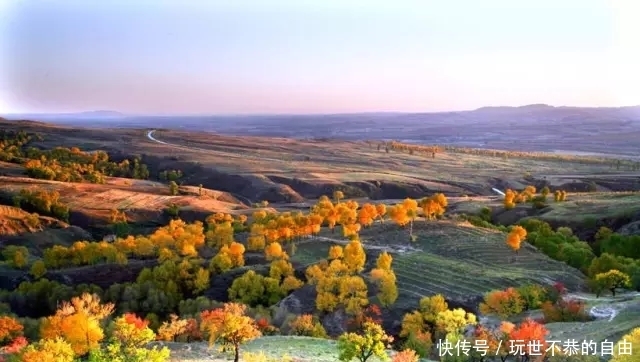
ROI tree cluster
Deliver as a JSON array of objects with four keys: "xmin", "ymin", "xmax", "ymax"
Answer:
[{"xmin": 13, "ymin": 189, "xmax": 70, "ymax": 221}]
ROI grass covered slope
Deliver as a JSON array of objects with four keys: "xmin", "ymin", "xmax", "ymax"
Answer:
[
  {"xmin": 452, "ymin": 191, "xmax": 640, "ymax": 235},
  {"xmin": 547, "ymin": 292, "xmax": 640, "ymax": 345},
  {"xmin": 161, "ymin": 336, "xmax": 359, "ymax": 362},
  {"xmin": 292, "ymin": 220, "xmax": 587, "ymax": 309}
]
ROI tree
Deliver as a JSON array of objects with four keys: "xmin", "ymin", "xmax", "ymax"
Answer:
[
  {"xmin": 392, "ymin": 349, "xmax": 419, "ymax": 362},
  {"xmin": 40, "ymin": 293, "xmax": 114, "ymax": 356},
  {"xmin": 370, "ymin": 253, "xmax": 398, "ymax": 307},
  {"xmin": 509, "ymin": 318, "xmax": 549, "ymax": 358},
  {"xmin": 343, "ymin": 239, "xmax": 366, "ymax": 273},
  {"xmin": 435, "ymin": 308, "xmax": 477, "ymax": 335},
  {"xmin": 334, "ymin": 190, "xmax": 344, "ymax": 204},
  {"xmin": 265, "ymin": 242, "xmax": 287, "ymax": 261},
  {"xmin": 375, "ymin": 204, "xmax": 387, "ymax": 223},
  {"xmin": 541, "ymin": 186, "xmax": 550, "ymax": 198},
  {"xmin": 419, "ymin": 294, "xmax": 448, "ymax": 324},
  {"xmin": 504, "ymin": 189, "xmax": 516, "ymax": 209},
  {"xmin": 200, "ymin": 302, "xmax": 261, "ymax": 362},
  {"xmin": 30, "ymin": 260, "xmax": 47, "ymax": 279},
  {"xmin": 0, "ymin": 315, "xmax": 23, "ymax": 346},
  {"xmin": 506, "ymin": 226, "xmax": 527, "ymax": 256},
  {"xmin": 2, "ymin": 245, "xmax": 29, "ymax": 269},
  {"xmin": 90, "ymin": 313, "xmax": 170, "ymax": 361},
  {"xmin": 376, "ymin": 252, "xmax": 392, "ymax": 271},
  {"xmin": 18, "ymin": 337, "xmax": 75, "ymax": 362},
  {"xmin": 168, "ymin": 181, "xmax": 179, "ymax": 195},
  {"xmin": 594, "ymin": 269, "xmax": 631, "ymax": 297},
  {"xmin": 337, "ymin": 321, "xmax": 393, "ymax": 362},
  {"xmin": 611, "ymin": 327, "xmax": 639, "ymax": 362},
  {"xmin": 402, "ymin": 198, "xmax": 419, "ymax": 238},
  {"xmin": 506, "ymin": 232, "xmax": 522, "ymax": 254},
  {"xmin": 288, "ymin": 314, "xmax": 328, "ymax": 338},
  {"xmin": 479, "ymin": 287, "xmax": 524, "ymax": 318}
]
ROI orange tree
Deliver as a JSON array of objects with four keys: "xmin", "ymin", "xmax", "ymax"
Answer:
[{"xmin": 200, "ymin": 302, "xmax": 261, "ymax": 362}]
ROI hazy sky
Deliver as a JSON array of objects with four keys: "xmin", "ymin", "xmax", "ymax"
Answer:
[{"xmin": 1, "ymin": 0, "xmax": 639, "ymax": 114}]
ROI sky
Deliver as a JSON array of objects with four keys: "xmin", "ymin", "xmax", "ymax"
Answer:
[{"xmin": 0, "ymin": 0, "xmax": 639, "ymax": 115}]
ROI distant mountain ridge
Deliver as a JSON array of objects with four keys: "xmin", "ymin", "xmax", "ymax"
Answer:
[
  {"xmin": 1, "ymin": 110, "xmax": 126, "ymax": 119},
  {"xmin": 3, "ymin": 104, "xmax": 640, "ymax": 119}
]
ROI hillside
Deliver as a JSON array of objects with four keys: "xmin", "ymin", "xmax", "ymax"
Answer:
[{"xmin": 1, "ymin": 120, "xmax": 639, "ymax": 362}]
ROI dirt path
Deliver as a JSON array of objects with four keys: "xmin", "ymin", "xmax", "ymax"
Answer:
[
  {"xmin": 146, "ymin": 130, "xmax": 284, "ymax": 163},
  {"xmin": 297, "ymin": 235, "xmax": 421, "ymax": 254}
]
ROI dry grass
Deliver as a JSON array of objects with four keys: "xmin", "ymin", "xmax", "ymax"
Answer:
[
  {"xmin": 0, "ymin": 175, "xmax": 248, "ymax": 224},
  {"xmin": 148, "ymin": 130, "xmax": 626, "ymax": 187},
  {"xmin": 0, "ymin": 205, "xmax": 69, "ymax": 236}
]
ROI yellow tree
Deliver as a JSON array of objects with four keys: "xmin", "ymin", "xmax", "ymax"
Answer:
[
  {"xmin": 375, "ymin": 204, "xmax": 387, "ymax": 223},
  {"xmin": 200, "ymin": 303, "xmax": 261, "ymax": 362},
  {"xmin": 506, "ymin": 225, "xmax": 526, "ymax": 256},
  {"xmin": 420, "ymin": 198, "xmax": 442, "ymax": 221},
  {"xmin": 339, "ymin": 275, "xmax": 370, "ymax": 315},
  {"xmin": 40, "ymin": 293, "xmax": 114, "ymax": 356},
  {"xmin": 503, "ymin": 189, "xmax": 516, "ymax": 209},
  {"xmin": 247, "ymin": 223, "xmax": 267, "ymax": 251},
  {"xmin": 227, "ymin": 241, "xmax": 246, "ymax": 267},
  {"xmin": 402, "ymin": 198, "xmax": 419, "ymax": 239},
  {"xmin": 326, "ymin": 207, "xmax": 341, "ymax": 233},
  {"xmin": 343, "ymin": 223, "xmax": 362, "ymax": 240},
  {"xmin": 333, "ymin": 190, "xmax": 344, "ymax": 204},
  {"xmin": 388, "ymin": 205, "xmax": 409, "ymax": 228},
  {"xmin": 344, "ymin": 239, "xmax": 366, "ymax": 273},
  {"xmin": 329, "ymin": 245, "xmax": 344, "ymax": 260},
  {"xmin": 265, "ymin": 242, "xmax": 288, "ymax": 261},
  {"xmin": 337, "ymin": 321, "xmax": 393, "ymax": 362},
  {"xmin": 18, "ymin": 337, "xmax": 75, "ymax": 362},
  {"xmin": 358, "ymin": 203, "xmax": 377, "ymax": 227},
  {"xmin": 370, "ymin": 268, "xmax": 398, "ymax": 307},
  {"xmin": 506, "ymin": 232, "xmax": 522, "ymax": 255},
  {"xmin": 370, "ymin": 252, "xmax": 398, "ymax": 307},
  {"xmin": 434, "ymin": 308, "xmax": 477, "ymax": 335},
  {"xmin": 611, "ymin": 327, "xmax": 639, "ymax": 362}
]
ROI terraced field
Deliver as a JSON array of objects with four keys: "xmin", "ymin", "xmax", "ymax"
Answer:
[{"xmin": 291, "ymin": 220, "xmax": 587, "ymax": 309}]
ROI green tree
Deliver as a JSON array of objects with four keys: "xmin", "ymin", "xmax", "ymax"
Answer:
[
  {"xmin": 30, "ymin": 260, "xmax": 47, "ymax": 279},
  {"xmin": 2, "ymin": 245, "xmax": 29, "ymax": 269}
]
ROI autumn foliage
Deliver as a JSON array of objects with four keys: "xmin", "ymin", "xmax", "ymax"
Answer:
[
  {"xmin": 200, "ymin": 302, "xmax": 261, "ymax": 362},
  {"xmin": 479, "ymin": 287, "xmax": 525, "ymax": 318},
  {"xmin": 337, "ymin": 321, "xmax": 393, "ymax": 362},
  {"xmin": 541, "ymin": 298, "xmax": 589, "ymax": 322},
  {"xmin": 506, "ymin": 225, "xmax": 527, "ymax": 254},
  {"xmin": 39, "ymin": 293, "xmax": 114, "ymax": 356}
]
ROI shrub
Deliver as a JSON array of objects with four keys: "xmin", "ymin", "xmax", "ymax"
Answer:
[
  {"xmin": 516, "ymin": 284, "xmax": 548, "ymax": 310},
  {"xmin": 478, "ymin": 287, "xmax": 524, "ymax": 318},
  {"xmin": 542, "ymin": 299, "xmax": 590, "ymax": 323},
  {"xmin": 288, "ymin": 314, "xmax": 328, "ymax": 338},
  {"xmin": 392, "ymin": 349, "xmax": 419, "ymax": 362}
]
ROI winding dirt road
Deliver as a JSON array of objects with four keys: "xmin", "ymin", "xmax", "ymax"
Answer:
[{"xmin": 146, "ymin": 129, "xmax": 284, "ymax": 163}]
